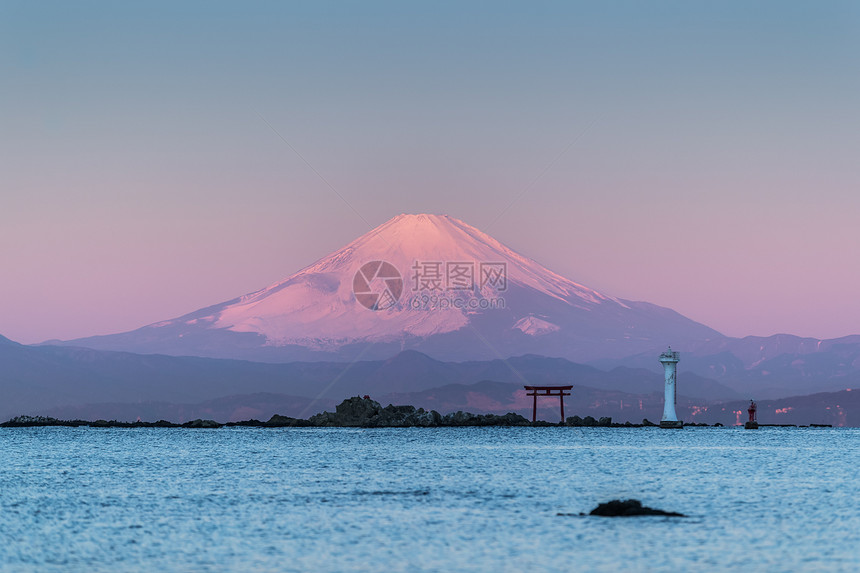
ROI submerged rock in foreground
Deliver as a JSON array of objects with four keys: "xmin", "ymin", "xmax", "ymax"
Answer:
[{"xmin": 589, "ymin": 499, "xmax": 685, "ymax": 517}]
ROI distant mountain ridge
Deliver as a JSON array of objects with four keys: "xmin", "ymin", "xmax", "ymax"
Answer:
[
  {"xmin": 1, "ymin": 339, "xmax": 738, "ymax": 422},
  {"xmin": 591, "ymin": 333, "xmax": 860, "ymax": 398}
]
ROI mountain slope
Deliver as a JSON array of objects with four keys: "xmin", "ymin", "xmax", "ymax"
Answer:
[{"xmin": 55, "ymin": 214, "xmax": 723, "ymax": 362}]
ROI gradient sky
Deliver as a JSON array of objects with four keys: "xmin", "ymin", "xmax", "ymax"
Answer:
[{"xmin": 2, "ymin": 1, "xmax": 859, "ymax": 344}]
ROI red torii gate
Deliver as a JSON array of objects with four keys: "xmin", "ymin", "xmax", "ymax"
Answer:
[{"xmin": 524, "ymin": 385, "xmax": 573, "ymax": 423}]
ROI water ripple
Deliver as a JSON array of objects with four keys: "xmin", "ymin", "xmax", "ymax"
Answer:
[{"xmin": 1, "ymin": 427, "xmax": 859, "ymax": 571}]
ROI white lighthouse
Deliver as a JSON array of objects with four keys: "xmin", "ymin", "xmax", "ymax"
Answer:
[{"xmin": 659, "ymin": 347, "xmax": 683, "ymax": 428}]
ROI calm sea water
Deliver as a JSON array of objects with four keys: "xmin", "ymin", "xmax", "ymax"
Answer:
[{"xmin": 1, "ymin": 427, "xmax": 859, "ymax": 572}]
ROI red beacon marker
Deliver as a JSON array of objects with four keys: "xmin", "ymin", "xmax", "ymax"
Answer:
[{"xmin": 745, "ymin": 400, "xmax": 759, "ymax": 429}]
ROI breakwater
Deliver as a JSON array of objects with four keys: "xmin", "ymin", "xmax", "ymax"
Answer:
[{"xmin": 0, "ymin": 396, "xmax": 742, "ymax": 428}]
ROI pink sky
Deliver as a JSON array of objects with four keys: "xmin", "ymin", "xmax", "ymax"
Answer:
[{"xmin": 2, "ymin": 2, "xmax": 859, "ymax": 344}]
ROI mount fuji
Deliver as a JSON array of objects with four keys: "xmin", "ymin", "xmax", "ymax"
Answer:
[{"xmin": 56, "ymin": 214, "xmax": 723, "ymax": 362}]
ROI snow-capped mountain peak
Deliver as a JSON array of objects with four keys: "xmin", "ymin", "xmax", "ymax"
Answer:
[
  {"xmin": 59, "ymin": 213, "xmax": 722, "ymax": 362},
  {"xmin": 204, "ymin": 213, "xmax": 618, "ymax": 346}
]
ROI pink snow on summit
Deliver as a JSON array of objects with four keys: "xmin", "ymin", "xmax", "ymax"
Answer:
[{"xmin": 199, "ymin": 214, "xmax": 622, "ymax": 348}]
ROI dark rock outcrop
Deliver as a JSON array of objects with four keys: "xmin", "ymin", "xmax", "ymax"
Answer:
[
  {"xmin": 225, "ymin": 418, "xmax": 265, "ymax": 427},
  {"xmin": 0, "ymin": 416, "xmax": 89, "ymax": 427},
  {"xmin": 307, "ymin": 397, "xmax": 529, "ymax": 427},
  {"xmin": 181, "ymin": 419, "xmax": 222, "ymax": 429},
  {"xmin": 566, "ymin": 415, "xmax": 612, "ymax": 427},
  {"xmin": 440, "ymin": 410, "xmax": 530, "ymax": 427},
  {"xmin": 0, "ymin": 416, "xmax": 184, "ymax": 428},
  {"xmin": 589, "ymin": 499, "xmax": 685, "ymax": 517},
  {"xmin": 262, "ymin": 414, "xmax": 312, "ymax": 427}
]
